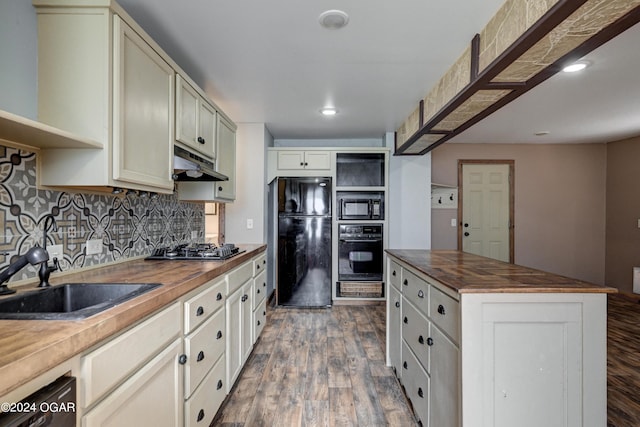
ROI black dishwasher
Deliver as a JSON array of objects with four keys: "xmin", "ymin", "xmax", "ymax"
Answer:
[{"xmin": 0, "ymin": 376, "xmax": 76, "ymax": 427}]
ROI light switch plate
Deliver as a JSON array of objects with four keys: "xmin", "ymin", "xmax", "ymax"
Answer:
[
  {"xmin": 247, "ymin": 219, "xmax": 254, "ymax": 229},
  {"xmin": 86, "ymin": 239, "xmax": 103, "ymax": 255}
]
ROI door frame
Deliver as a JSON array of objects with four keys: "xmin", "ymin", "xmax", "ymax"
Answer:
[{"xmin": 457, "ymin": 159, "xmax": 515, "ymax": 263}]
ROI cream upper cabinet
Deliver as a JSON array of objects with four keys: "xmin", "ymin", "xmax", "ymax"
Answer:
[
  {"xmin": 33, "ymin": 2, "xmax": 175, "ymax": 193},
  {"xmin": 277, "ymin": 150, "xmax": 331, "ymax": 170},
  {"xmin": 176, "ymin": 74, "xmax": 216, "ymax": 160},
  {"xmin": 215, "ymin": 114, "xmax": 236, "ymax": 201},
  {"xmin": 176, "ymin": 113, "xmax": 236, "ymax": 202},
  {"xmin": 112, "ymin": 17, "xmax": 174, "ymax": 190}
]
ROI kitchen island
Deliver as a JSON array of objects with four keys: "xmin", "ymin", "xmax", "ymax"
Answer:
[
  {"xmin": 386, "ymin": 249, "xmax": 615, "ymax": 427},
  {"xmin": 0, "ymin": 244, "xmax": 266, "ymax": 426}
]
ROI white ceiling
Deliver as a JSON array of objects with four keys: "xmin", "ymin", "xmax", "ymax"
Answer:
[{"xmin": 116, "ymin": 0, "xmax": 640, "ymax": 145}]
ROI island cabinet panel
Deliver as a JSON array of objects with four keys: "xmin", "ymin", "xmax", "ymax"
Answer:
[{"xmin": 386, "ymin": 250, "xmax": 609, "ymax": 427}]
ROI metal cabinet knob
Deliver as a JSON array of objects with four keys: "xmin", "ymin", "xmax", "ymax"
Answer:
[
  {"xmin": 196, "ymin": 306, "xmax": 204, "ymax": 316},
  {"xmin": 418, "ymin": 290, "xmax": 424, "ymax": 298},
  {"xmin": 395, "ymin": 301, "xmax": 400, "ymax": 308},
  {"xmin": 216, "ymin": 293, "xmax": 222, "ymax": 301},
  {"xmin": 403, "ymin": 361, "xmax": 408, "ymax": 369},
  {"xmin": 403, "ymin": 316, "xmax": 408, "ymax": 324},
  {"xmin": 197, "ymin": 137, "xmax": 205, "ymax": 144},
  {"xmin": 216, "ymin": 330, "xmax": 223, "ymax": 339},
  {"xmin": 437, "ymin": 304, "xmax": 446, "ymax": 315},
  {"xmin": 464, "ymin": 232, "xmax": 470, "ymax": 237},
  {"xmin": 418, "ymin": 335, "xmax": 424, "ymax": 345},
  {"xmin": 197, "ymin": 409, "xmax": 205, "ymax": 422},
  {"xmin": 403, "ymin": 279, "xmax": 408, "ymax": 286},
  {"xmin": 418, "ymin": 388, "xmax": 424, "ymax": 398},
  {"xmin": 217, "ymin": 380, "xmax": 223, "ymax": 390},
  {"xmin": 197, "ymin": 351, "xmax": 205, "ymax": 362},
  {"xmin": 427, "ymin": 337, "xmax": 434, "ymax": 346},
  {"xmin": 178, "ymin": 354, "xmax": 187, "ymax": 365}
]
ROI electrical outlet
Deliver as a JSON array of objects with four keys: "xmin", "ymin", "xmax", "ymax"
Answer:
[
  {"xmin": 47, "ymin": 244, "xmax": 63, "ymax": 260},
  {"xmin": 451, "ymin": 218, "xmax": 457, "ymax": 227},
  {"xmin": 191, "ymin": 230, "xmax": 198, "ymax": 239},
  {"xmin": 247, "ymin": 219, "xmax": 254, "ymax": 229},
  {"xmin": 86, "ymin": 239, "xmax": 103, "ymax": 255}
]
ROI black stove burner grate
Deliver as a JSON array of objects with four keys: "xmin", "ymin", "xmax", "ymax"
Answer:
[{"xmin": 145, "ymin": 243, "xmax": 243, "ymax": 261}]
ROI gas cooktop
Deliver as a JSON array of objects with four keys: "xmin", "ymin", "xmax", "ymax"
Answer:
[{"xmin": 145, "ymin": 243, "xmax": 244, "ymax": 261}]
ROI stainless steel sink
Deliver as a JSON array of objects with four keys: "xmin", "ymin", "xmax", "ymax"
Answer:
[{"xmin": 0, "ymin": 283, "xmax": 162, "ymax": 320}]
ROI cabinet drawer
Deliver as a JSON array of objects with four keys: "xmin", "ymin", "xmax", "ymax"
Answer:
[
  {"xmin": 402, "ymin": 268, "xmax": 429, "ymax": 316},
  {"xmin": 227, "ymin": 261, "xmax": 253, "ymax": 295},
  {"xmin": 401, "ymin": 341, "xmax": 430, "ymax": 425},
  {"xmin": 81, "ymin": 303, "xmax": 181, "ymax": 408},
  {"xmin": 254, "ymin": 298, "xmax": 267, "ymax": 340},
  {"xmin": 185, "ymin": 354, "xmax": 226, "ymax": 427},
  {"xmin": 184, "ymin": 279, "xmax": 226, "ymax": 334},
  {"xmin": 402, "ymin": 298, "xmax": 430, "ymax": 373},
  {"xmin": 253, "ymin": 270, "xmax": 267, "ymax": 309},
  {"xmin": 184, "ymin": 307, "xmax": 225, "ymax": 398},
  {"xmin": 430, "ymin": 285, "xmax": 460, "ymax": 344},
  {"xmin": 253, "ymin": 253, "xmax": 266, "ymax": 276},
  {"xmin": 389, "ymin": 260, "xmax": 401, "ymax": 292}
]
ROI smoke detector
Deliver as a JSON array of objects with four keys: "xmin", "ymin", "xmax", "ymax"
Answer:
[{"xmin": 319, "ymin": 10, "xmax": 349, "ymax": 29}]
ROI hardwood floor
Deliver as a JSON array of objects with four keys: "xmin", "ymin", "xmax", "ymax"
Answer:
[
  {"xmin": 212, "ymin": 303, "xmax": 418, "ymax": 426},
  {"xmin": 214, "ymin": 293, "xmax": 640, "ymax": 427},
  {"xmin": 608, "ymin": 293, "xmax": 640, "ymax": 427}
]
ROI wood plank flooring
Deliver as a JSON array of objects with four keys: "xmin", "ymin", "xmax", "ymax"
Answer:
[
  {"xmin": 212, "ymin": 303, "xmax": 417, "ymax": 426},
  {"xmin": 213, "ymin": 293, "xmax": 640, "ymax": 427},
  {"xmin": 608, "ymin": 293, "xmax": 640, "ymax": 427}
]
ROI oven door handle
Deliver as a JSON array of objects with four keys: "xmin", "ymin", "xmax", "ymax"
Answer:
[{"xmin": 339, "ymin": 239, "xmax": 381, "ymax": 243}]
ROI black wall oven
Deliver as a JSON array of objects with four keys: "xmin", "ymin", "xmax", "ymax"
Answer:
[{"xmin": 338, "ymin": 224, "xmax": 383, "ymax": 282}]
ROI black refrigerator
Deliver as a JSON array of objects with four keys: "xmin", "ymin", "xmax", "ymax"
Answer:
[{"xmin": 277, "ymin": 177, "xmax": 332, "ymax": 307}]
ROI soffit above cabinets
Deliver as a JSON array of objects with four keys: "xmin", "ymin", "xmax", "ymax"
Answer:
[{"xmin": 0, "ymin": 109, "xmax": 103, "ymax": 150}]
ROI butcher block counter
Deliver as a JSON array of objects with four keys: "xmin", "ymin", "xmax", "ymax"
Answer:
[
  {"xmin": 386, "ymin": 249, "xmax": 616, "ymax": 294},
  {"xmin": 0, "ymin": 244, "xmax": 266, "ymax": 398},
  {"xmin": 386, "ymin": 249, "xmax": 613, "ymax": 427}
]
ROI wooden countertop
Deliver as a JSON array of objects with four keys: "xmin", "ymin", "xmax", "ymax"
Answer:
[
  {"xmin": 386, "ymin": 249, "xmax": 616, "ymax": 294},
  {"xmin": 0, "ymin": 244, "xmax": 266, "ymax": 397}
]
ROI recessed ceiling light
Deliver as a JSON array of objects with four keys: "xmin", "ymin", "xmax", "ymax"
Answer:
[
  {"xmin": 321, "ymin": 107, "xmax": 337, "ymax": 116},
  {"xmin": 562, "ymin": 61, "xmax": 589, "ymax": 73},
  {"xmin": 318, "ymin": 10, "xmax": 349, "ymax": 29}
]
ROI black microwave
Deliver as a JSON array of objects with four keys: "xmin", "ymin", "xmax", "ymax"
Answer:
[{"xmin": 337, "ymin": 192, "xmax": 384, "ymax": 220}]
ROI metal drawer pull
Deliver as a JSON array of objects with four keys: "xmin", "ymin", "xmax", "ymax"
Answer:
[
  {"xmin": 217, "ymin": 380, "xmax": 223, "ymax": 390},
  {"xmin": 217, "ymin": 330, "xmax": 223, "ymax": 339},
  {"xmin": 395, "ymin": 301, "xmax": 400, "ymax": 308},
  {"xmin": 418, "ymin": 388, "xmax": 424, "ymax": 398},
  {"xmin": 197, "ymin": 351, "xmax": 205, "ymax": 362},
  {"xmin": 427, "ymin": 337, "xmax": 434, "ymax": 346},
  {"xmin": 418, "ymin": 290, "xmax": 424, "ymax": 298},
  {"xmin": 438, "ymin": 304, "xmax": 446, "ymax": 315},
  {"xmin": 216, "ymin": 293, "xmax": 222, "ymax": 301},
  {"xmin": 197, "ymin": 409, "xmax": 205, "ymax": 422},
  {"xmin": 196, "ymin": 306, "xmax": 204, "ymax": 316}
]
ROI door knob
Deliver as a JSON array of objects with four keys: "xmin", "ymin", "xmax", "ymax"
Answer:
[{"xmin": 464, "ymin": 232, "xmax": 470, "ymax": 237}]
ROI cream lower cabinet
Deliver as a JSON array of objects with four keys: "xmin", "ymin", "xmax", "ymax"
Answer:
[
  {"xmin": 387, "ymin": 261, "xmax": 402, "ymax": 378},
  {"xmin": 387, "ymin": 255, "xmax": 608, "ymax": 427},
  {"xmin": 81, "ymin": 303, "xmax": 183, "ymax": 427}
]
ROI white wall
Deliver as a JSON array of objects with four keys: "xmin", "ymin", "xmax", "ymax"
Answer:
[
  {"xmin": 274, "ymin": 138, "xmax": 384, "ymax": 147},
  {"xmin": 225, "ymin": 123, "xmax": 271, "ymax": 244},
  {"xmin": 386, "ymin": 132, "xmax": 431, "ymax": 249},
  {"xmin": 0, "ymin": 1, "xmax": 37, "ymax": 118}
]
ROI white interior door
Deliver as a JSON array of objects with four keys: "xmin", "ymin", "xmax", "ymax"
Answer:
[{"xmin": 461, "ymin": 163, "xmax": 511, "ymax": 262}]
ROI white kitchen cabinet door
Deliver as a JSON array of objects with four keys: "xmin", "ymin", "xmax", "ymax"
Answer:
[
  {"xmin": 388, "ymin": 284, "xmax": 402, "ymax": 377},
  {"xmin": 225, "ymin": 286, "xmax": 243, "ymax": 392},
  {"xmin": 176, "ymin": 74, "xmax": 216, "ymax": 160},
  {"xmin": 276, "ymin": 150, "xmax": 330, "ymax": 171},
  {"xmin": 82, "ymin": 338, "xmax": 183, "ymax": 427},
  {"xmin": 430, "ymin": 325, "xmax": 460, "ymax": 427},
  {"xmin": 112, "ymin": 17, "xmax": 174, "ymax": 191},
  {"xmin": 241, "ymin": 280, "xmax": 254, "ymax": 365},
  {"xmin": 215, "ymin": 114, "xmax": 236, "ymax": 201}
]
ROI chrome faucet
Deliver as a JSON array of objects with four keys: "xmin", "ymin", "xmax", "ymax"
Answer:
[
  {"xmin": 38, "ymin": 214, "xmax": 61, "ymax": 288},
  {"xmin": 0, "ymin": 246, "xmax": 50, "ymax": 295}
]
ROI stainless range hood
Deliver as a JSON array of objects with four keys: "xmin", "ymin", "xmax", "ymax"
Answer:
[{"xmin": 173, "ymin": 145, "xmax": 228, "ymax": 182}]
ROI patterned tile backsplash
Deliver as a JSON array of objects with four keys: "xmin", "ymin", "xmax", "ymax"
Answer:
[{"xmin": 0, "ymin": 144, "xmax": 204, "ymax": 284}]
